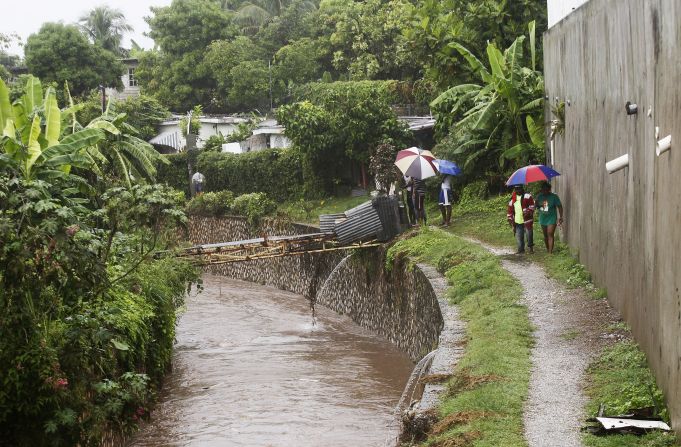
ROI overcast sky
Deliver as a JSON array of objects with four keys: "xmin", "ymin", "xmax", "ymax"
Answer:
[{"xmin": 1, "ymin": 0, "xmax": 173, "ymax": 56}]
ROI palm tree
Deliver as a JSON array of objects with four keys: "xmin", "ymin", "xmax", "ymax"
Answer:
[
  {"xmin": 78, "ymin": 6, "xmax": 133, "ymax": 54},
  {"xmin": 224, "ymin": 0, "xmax": 316, "ymax": 35}
]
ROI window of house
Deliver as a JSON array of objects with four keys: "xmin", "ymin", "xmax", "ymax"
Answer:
[{"xmin": 128, "ymin": 68, "xmax": 138, "ymax": 87}]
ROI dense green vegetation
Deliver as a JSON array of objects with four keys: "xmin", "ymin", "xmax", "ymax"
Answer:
[
  {"xmin": 388, "ymin": 228, "xmax": 531, "ymax": 446},
  {"xmin": 277, "ymin": 81, "xmax": 410, "ymax": 195},
  {"xmin": 0, "ymin": 76, "xmax": 198, "ymax": 444},
  {"xmin": 431, "ymin": 23, "xmax": 545, "ymax": 183}
]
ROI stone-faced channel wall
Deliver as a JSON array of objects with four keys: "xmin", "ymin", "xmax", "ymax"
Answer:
[{"xmin": 187, "ymin": 216, "xmax": 443, "ymax": 361}]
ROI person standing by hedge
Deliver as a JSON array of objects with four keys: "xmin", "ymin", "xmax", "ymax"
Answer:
[
  {"xmin": 191, "ymin": 171, "xmax": 205, "ymax": 197},
  {"xmin": 535, "ymin": 181, "xmax": 564, "ymax": 254},
  {"xmin": 413, "ymin": 177, "xmax": 427, "ymax": 226}
]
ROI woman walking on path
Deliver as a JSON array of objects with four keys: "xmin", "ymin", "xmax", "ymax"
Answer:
[
  {"xmin": 438, "ymin": 175, "xmax": 453, "ymax": 226},
  {"xmin": 535, "ymin": 181, "xmax": 564, "ymax": 254}
]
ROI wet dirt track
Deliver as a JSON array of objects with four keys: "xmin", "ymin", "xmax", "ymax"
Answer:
[{"xmin": 129, "ymin": 274, "xmax": 414, "ymax": 447}]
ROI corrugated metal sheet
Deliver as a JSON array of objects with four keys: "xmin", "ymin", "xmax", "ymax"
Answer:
[
  {"xmin": 345, "ymin": 200, "xmax": 374, "ymax": 217},
  {"xmin": 372, "ymin": 196, "xmax": 403, "ymax": 241},
  {"xmin": 319, "ymin": 213, "xmax": 346, "ymax": 234},
  {"xmin": 334, "ymin": 202, "xmax": 383, "ymax": 245}
]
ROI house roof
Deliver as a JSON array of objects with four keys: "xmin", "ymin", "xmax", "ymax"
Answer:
[
  {"xmin": 400, "ymin": 116, "xmax": 436, "ymax": 131},
  {"xmin": 160, "ymin": 115, "xmax": 250, "ymax": 126},
  {"xmin": 149, "ymin": 130, "xmax": 182, "ymax": 150}
]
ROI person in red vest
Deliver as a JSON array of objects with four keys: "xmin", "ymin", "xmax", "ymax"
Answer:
[{"xmin": 507, "ymin": 184, "xmax": 535, "ymax": 254}]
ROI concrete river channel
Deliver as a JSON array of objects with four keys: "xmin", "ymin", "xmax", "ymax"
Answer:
[{"xmin": 129, "ymin": 274, "xmax": 414, "ymax": 446}]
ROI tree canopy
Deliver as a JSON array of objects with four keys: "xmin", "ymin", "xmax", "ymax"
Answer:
[{"xmin": 24, "ymin": 23, "xmax": 123, "ymax": 97}]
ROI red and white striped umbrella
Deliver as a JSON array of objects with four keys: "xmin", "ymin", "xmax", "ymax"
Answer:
[{"xmin": 394, "ymin": 147, "xmax": 438, "ymax": 179}]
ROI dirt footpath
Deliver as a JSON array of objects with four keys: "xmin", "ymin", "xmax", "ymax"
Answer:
[{"xmin": 469, "ymin": 239, "xmax": 620, "ymax": 447}]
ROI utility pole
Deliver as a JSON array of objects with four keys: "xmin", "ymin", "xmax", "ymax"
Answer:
[
  {"xmin": 269, "ymin": 58, "xmax": 273, "ymax": 112},
  {"xmin": 99, "ymin": 85, "xmax": 106, "ymax": 114},
  {"xmin": 185, "ymin": 110, "xmax": 197, "ymax": 197}
]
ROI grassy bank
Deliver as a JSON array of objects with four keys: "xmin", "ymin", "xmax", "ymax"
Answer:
[
  {"xmin": 387, "ymin": 228, "xmax": 532, "ymax": 446},
  {"xmin": 583, "ymin": 335, "xmax": 678, "ymax": 447},
  {"xmin": 278, "ymin": 194, "xmax": 371, "ymax": 224}
]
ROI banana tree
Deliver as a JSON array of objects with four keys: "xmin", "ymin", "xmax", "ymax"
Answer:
[
  {"xmin": 431, "ymin": 21, "xmax": 545, "ymax": 175},
  {"xmin": 61, "ymin": 81, "xmax": 167, "ymax": 187},
  {"xmin": 0, "ymin": 76, "xmax": 105, "ymax": 181}
]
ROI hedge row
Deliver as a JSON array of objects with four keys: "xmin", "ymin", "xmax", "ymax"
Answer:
[{"xmin": 157, "ymin": 149, "xmax": 304, "ymax": 201}]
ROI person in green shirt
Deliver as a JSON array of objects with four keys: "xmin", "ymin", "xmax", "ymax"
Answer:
[{"xmin": 535, "ymin": 181, "xmax": 564, "ymax": 254}]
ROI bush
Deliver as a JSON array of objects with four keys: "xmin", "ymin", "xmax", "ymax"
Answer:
[
  {"xmin": 231, "ymin": 192, "xmax": 277, "ymax": 224},
  {"xmin": 156, "ymin": 152, "xmax": 189, "ymax": 195},
  {"xmin": 459, "ymin": 180, "xmax": 489, "ymax": 205},
  {"xmin": 202, "ymin": 134, "xmax": 227, "ymax": 152},
  {"xmin": 156, "ymin": 149, "xmax": 304, "ymax": 201},
  {"xmin": 185, "ymin": 190, "xmax": 235, "ymax": 216}
]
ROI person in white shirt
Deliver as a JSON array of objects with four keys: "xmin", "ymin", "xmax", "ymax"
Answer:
[
  {"xmin": 191, "ymin": 171, "xmax": 206, "ymax": 196},
  {"xmin": 438, "ymin": 175, "xmax": 453, "ymax": 226}
]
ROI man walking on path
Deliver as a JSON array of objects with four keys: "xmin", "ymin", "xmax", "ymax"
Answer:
[
  {"xmin": 507, "ymin": 184, "xmax": 535, "ymax": 254},
  {"xmin": 535, "ymin": 181, "xmax": 564, "ymax": 254}
]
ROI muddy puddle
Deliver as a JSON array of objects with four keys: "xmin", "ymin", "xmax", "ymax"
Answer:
[{"xmin": 129, "ymin": 274, "xmax": 414, "ymax": 447}]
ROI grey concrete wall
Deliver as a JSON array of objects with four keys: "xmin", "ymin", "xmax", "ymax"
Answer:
[
  {"xmin": 188, "ymin": 217, "xmax": 443, "ymax": 361},
  {"xmin": 543, "ymin": 0, "xmax": 681, "ymax": 429}
]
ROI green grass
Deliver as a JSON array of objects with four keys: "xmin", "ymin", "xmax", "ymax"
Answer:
[
  {"xmin": 278, "ymin": 194, "xmax": 371, "ymax": 224},
  {"xmin": 387, "ymin": 227, "xmax": 532, "ymax": 447}
]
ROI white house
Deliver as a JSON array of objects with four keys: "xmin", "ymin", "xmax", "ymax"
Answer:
[
  {"xmin": 547, "ymin": 0, "xmax": 590, "ymax": 28},
  {"xmin": 149, "ymin": 116, "xmax": 293, "ymax": 153},
  {"xmin": 149, "ymin": 115, "xmax": 435, "ymax": 154},
  {"xmin": 105, "ymin": 58, "xmax": 141, "ymax": 101}
]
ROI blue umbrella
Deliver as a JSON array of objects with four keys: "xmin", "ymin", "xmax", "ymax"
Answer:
[
  {"xmin": 434, "ymin": 159, "xmax": 462, "ymax": 176},
  {"xmin": 506, "ymin": 164, "xmax": 560, "ymax": 186}
]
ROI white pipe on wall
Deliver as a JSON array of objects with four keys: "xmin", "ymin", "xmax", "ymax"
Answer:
[
  {"xmin": 606, "ymin": 154, "xmax": 629, "ymax": 174},
  {"xmin": 656, "ymin": 135, "xmax": 672, "ymax": 156}
]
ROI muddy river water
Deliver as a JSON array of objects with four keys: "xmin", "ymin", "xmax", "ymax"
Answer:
[{"xmin": 130, "ymin": 274, "xmax": 414, "ymax": 447}]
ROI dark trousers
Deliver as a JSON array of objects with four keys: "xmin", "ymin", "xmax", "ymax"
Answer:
[
  {"xmin": 414, "ymin": 193, "xmax": 427, "ymax": 224},
  {"xmin": 406, "ymin": 192, "xmax": 416, "ymax": 225}
]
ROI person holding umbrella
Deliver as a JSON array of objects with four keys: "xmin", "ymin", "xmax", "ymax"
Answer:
[
  {"xmin": 505, "ymin": 164, "xmax": 561, "ymax": 254},
  {"xmin": 434, "ymin": 160, "xmax": 461, "ymax": 227},
  {"xmin": 507, "ymin": 184, "xmax": 535, "ymax": 254},
  {"xmin": 535, "ymin": 181, "xmax": 564, "ymax": 254},
  {"xmin": 394, "ymin": 147, "xmax": 438, "ymax": 227}
]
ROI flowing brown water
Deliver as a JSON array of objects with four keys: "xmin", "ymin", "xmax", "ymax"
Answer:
[{"xmin": 130, "ymin": 274, "xmax": 414, "ymax": 447}]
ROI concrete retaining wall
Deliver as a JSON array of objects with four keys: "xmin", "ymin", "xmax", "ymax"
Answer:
[
  {"xmin": 543, "ymin": 0, "xmax": 681, "ymax": 429},
  {"xmin": 188, "ymin": 216, "xmax": 443, "ymax": 362}
]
